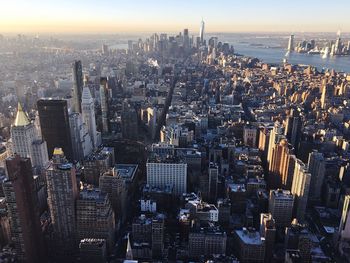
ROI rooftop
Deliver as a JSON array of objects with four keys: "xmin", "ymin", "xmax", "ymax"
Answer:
[
  {"xmin": 235, "ymin": 228, "xmax": 264, "ymax": 245},
  {"xmin": 115, "ymin": 164, "xmax": 138, "ymax": 181}
]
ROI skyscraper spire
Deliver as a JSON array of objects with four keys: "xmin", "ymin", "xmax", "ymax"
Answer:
[
  {"xmin": 126, "ymin": 233, "xmax": 133, "ymax": 260},
  {"xmin": 199, "ymin": 19, "xmax": 205, "ymax": 45},
  {"xmin": 14, "ymin": 102, "xmax": 30, "ymax": 127}
]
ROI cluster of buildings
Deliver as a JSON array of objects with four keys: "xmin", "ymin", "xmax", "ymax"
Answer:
[
  {"xmin": 1, "ymin": 20, "xmax": 350, "ymax": 263},
  {"xmin": 287, "ymin": 32, "xmax": 350, "ymax": 56}
]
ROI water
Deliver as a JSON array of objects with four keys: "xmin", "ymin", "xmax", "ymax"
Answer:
[{"xmin": 231, "ymin": 42, "xmax": 350, "ymax": 73}]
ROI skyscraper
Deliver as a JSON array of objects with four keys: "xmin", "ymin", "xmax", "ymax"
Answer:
[
  {"xmin": 288, "ymin": 34, "xmax": 294, "ymax": 52},
  {"xmin": 307, "ymin": 151, "xmax": 325, "ymax": 201},
  {"xmin": 37, "ymin": 99, "xmax": 73, "ymax": 161},
  {"xmin": 82, "ymin": 87, "xmax": 98, "ymax": 149},
  {"xmin": 76, "ymin": 188, "xmax": 115, "ymax": 251},
  {"xmin": 72, "ymin": 60, "xmax": 84, "ymax": 113},
  {"xmin": 69, "ymin": 112, "xmax": 93, "ymax": 161},
  {"xmin": 11, "ymin": 103, "xmax": 49, "ymax": 169},
  {"xmin": 284, "ymin": 108, "xmax": 302, "ymax": 152},
  {"xmin": 3, "ymin": 155, "xmax": 46, "ymax": 262},
  {"xmin": 146, "ymin": 156, "xmax": 187, "ymax": 196},
  {"xmin": 199, "ymin": 19, "xmax": 205, "ymax": 45},
  {"xmin": 46, "ymin": 148, "xmax": 78, "ymax": 259},
  {"xmin": 339, "ymin": 195, "xmax": 350, "ymax": 240},
  {"xmin": 100, "ymin": 77, "xmax": 109, "ymax": 133},
  {"xmin": 260, "ymin": 213, "xmax": 276, "ymax": 262},
  {"xmin": 269, "ymin": 189, "xmax": 294, "ymax": 228},
  {"xmin": 291, "ymin": 159, "xmax": 311, "ymax": 222}
]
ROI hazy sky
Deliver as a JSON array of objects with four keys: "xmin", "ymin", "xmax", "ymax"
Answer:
[{"xmin": 1, "ymin": 0, "xmax": 350, "ymax": 33}]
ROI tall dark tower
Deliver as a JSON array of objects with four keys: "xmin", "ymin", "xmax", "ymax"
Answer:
[
  {"xmin": 73, "ymin": 60, "xmax": 83, "ymax": 113},
  {"xmin": 3, "ymin": 155, "xmax": 47, "ymax": 262},
  {"xmin": 284, "ymin": 108, "xmax": 302, "ymax": 153},
  {"xmin": 37, "ymin": 99, "xmax": 73, "ymax": 160}
]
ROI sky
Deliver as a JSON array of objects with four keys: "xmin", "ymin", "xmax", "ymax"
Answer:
[{"xmin": 1, "ymin": 0, "xmax": 350, "ymax": 34}]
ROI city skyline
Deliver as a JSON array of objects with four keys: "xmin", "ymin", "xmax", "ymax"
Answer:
[{"xmin": 1, "ymin": 0, "xmax": 350, "ymax": 34}]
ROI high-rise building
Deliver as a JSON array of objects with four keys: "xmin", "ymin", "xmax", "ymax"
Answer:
[
  {"xmin": 79, "ymin": 239, "xmax": 107, "ymax": 263},
  {"xmin": 76, "ymin": 188, "xmax": 115, "ymax": 250},
  {"xmin": 269, "ymin": 138, "xmax": 288, "ymax": 189},
  {"xmin": 267, "ymin": 122, "xmax": 283, "ymax": 169},
  {"xmin": 72, "ymin": 60, "xmax": 84, "ymax": 113},
  {"xmin": 199, "ymin": 19, "xmax": 205, "ymax": 45},
  {"xmin": 46, "ymin": 148, "xmax": 78, "ymax": 258},
  {"xmin": 291, "ymin": 159, "xmax": 311, "ymax": 222},
  {"xmin": 339, "ymin": 195, "xmax": 350, "ymax": 240},
  {"xmin": 269, "ymin": 189, "xmax": 294, "ymax": 228},
  {"xmin": 285, "ymin": 219, "xmax": 312, "ymax": 263},
  {"xmin": 3, "ymin": 155, "xmax": 46, "ymax": 263},
  {"xmin": 69, "ymin": 112, "xmax": 93, "ymax": 161},
  {"xmin": 146, "ymin": 156, "xmax": 187, "ymax": 196},
  {"xmin": 234, "ymin": 228, "xmax": 265, "ymax": 263},
  {"xmin": 260, "ymin": 213, "xmax": 276, "ymax": 262},
  {"xmin": 183, "ymin": 28, "xmax": 190, "ymax": 49},
  {"xmin": 288, "ymin": 34, "xmax": 294, "ymax": 52},
  {"xmin": 37, "ymin": 99, "xmax": 73, "ymax": 160},
  {"xmin": 151, "ymin": 215, "xmax": 165, "ymax": 259},
  {"xmin": 307, "ymin": 151, "xmax": 325, "ymax": 201},
  {"xmin": 208, "ymin": 163, "xmax": 218, "ymax": 201},
  {"xmin": 284, "ymin": 108, "xmax": 302, "ymax": 152},
  {"xmin": 99, "ymin": 169, "xmax": 126, "ymax": 223},
  {"xmin": 82, "ymin": 87, "xmax": 98, "ymax": 149},
  {"xmin": 11, "ymin": 103, "xmax": 49, "ymax": 169},
  {"xmin": 100, "ymin": 77, "xmax": 109, "ymax": 133}
]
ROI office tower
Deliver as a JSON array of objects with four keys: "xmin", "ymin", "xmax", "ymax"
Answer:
[
  {"xmin": 69, "ymin": 112, "xmax": 93, "ymax": 161},
  {"xmin": 291, "ymin": 159, "xmax": 311, "ymax": 222},
  {"xmin": 83, "ymin": 147, "xmax": 114, "ymax": 185},
  {"xmin": 146, "ymin": 156, "xmax": 187, "ymax": 195},
  {"xmin": 72, "ymin": 60, "xmax": 84, "ymax": 113},
  {"xmin": 339, "ymin": 195, "xmax": 350, "ymax": 240},
  {"xmin": 208, "ymin": 163, "xmax": 218, "ymax": 201},
  {"xmin": 127, "ymin": 40, "xmax": 133, "ymax": 52},
  {"xmin": 183, "ymin": 28, "xmax": 190, "ymax": 49},
  {"xmin": 100, "ymin": 77, "xmax": 109, "ymax": 133},
  {"xmin": 11, "ymin": 103, "xmax": 49, "ymax": 169},
  {"xmin": 3, "ymin": 155, "xmax": 46, "ymax": 263},
  {"xmin": 234, "ymin": 228, "xmax": 265, "ymax": 263},
  {"xmin": 267, "ymin": 122, "xmax": 283, "ymax": 168},
  {"xmin": 284, "ymin": 108, "xmax": 302, "ymax": 152},
  {"xmin": 260, "ymin": 213, "xmax": 276, "ymax": 262},
  {"xmin": 46, "ymin": 148, "xmax": 78, "ymax": 258},
  {"xmin": 151, "ymin": 215, "xmax": 165, "ymax": 259},
  {"xmin": 37, "ymin": 99, "xmax": 73, "ymax": 160},
  {"xmin": 82, "ymin": 87, "xmax": 98, "ymax": 149},
  {"xmin": 76, "ymin": 188, "xmax": 115, "ymax": 250},
  {"xmin": 101, "ymin": 44, "xmax": 108, "ymax": 55},
  {"xmin": 280, "ymin": 148, "xmax": 296, "ymax": 190},
  {"xmin": 269, "ymin": 189, "xmax": 294, "ymax": 228},
  {"xmin": 320, "ymin": 78, "xmax": 334, "ymax": 110},
  {"xmin": 99, "ymin": 169, "xmax": 126, "ymax": 223},
  {"xmin": 307, "ymin": 151, "xmax": 325, "ymax": 201},
  {"xmin": 288, "ymin": 34, "xmax": 294, "ymax": 52},
  {"xmin": 199, "ymin": 19, "xmax": 205, "ymax": 44},
  {"xmin": 269, "ymin": 138, "xmax": 287, "ymax": 189},
  {"xmin": 79, "ymin": 239, "xmax": 107, "ymax": 263},
  {"xmin": 258, "ymin": 127, "xmax": 271, "ymax": 159},
  {"xmin": 121, "ymin": 101, "xmax": 139, "ymax": 140}
]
